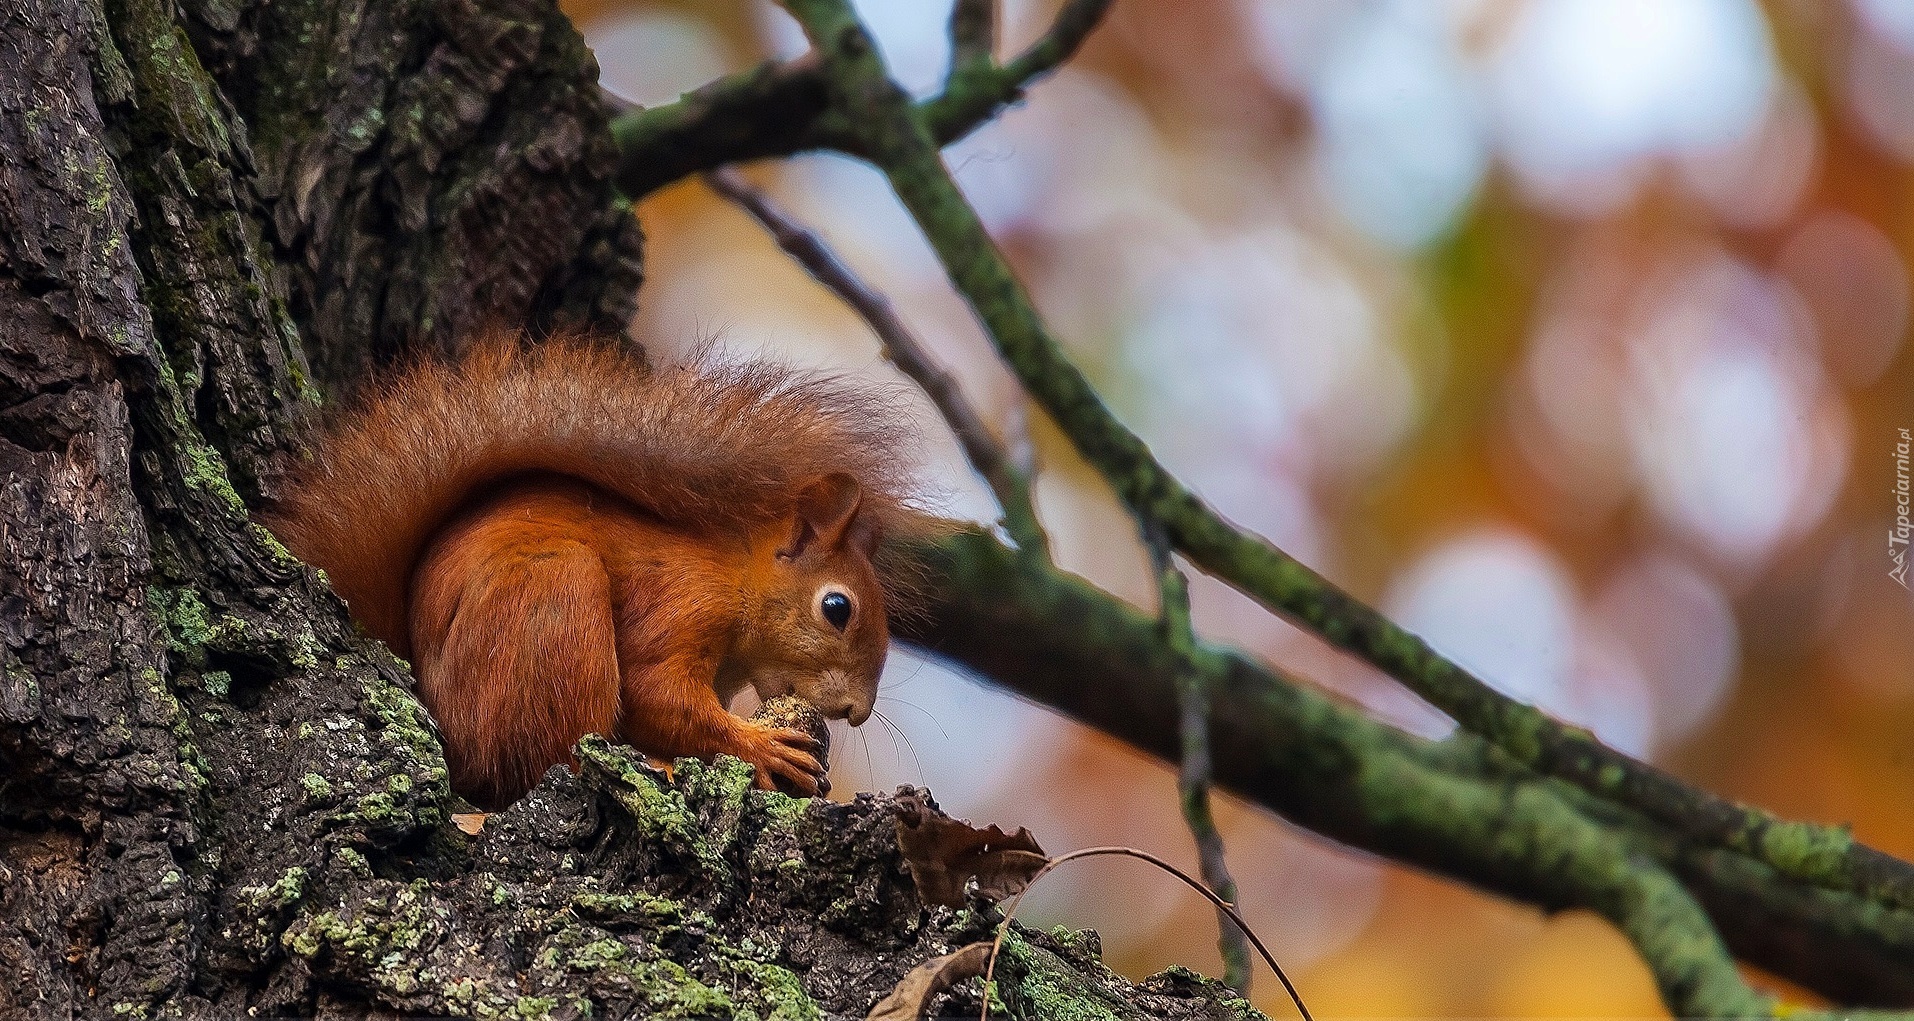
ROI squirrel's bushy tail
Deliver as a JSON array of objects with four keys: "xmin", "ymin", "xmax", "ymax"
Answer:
[{"xmin": 266, "ymin": 331, "xmax": 924, "ymax": 657}]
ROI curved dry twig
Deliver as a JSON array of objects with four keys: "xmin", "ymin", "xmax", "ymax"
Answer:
[{"xmin": 978, "ymin": 845, "xmax": 1313, "ymax": 1021}]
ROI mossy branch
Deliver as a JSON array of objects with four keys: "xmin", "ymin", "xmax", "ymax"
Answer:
[
  {"xmin": 662, "ymin": 0, "xmax": 1914, "ymax": 1013},
  {"xmin": 611, "ymin": 61, "xmax": 833, "ymax": 199},
  {"xmin": 904, "ymin": 530, "xmax": 1914, "ymax": 1011},
  {"xmin": 763, "ymin": 0, "xmax": 1914, "ymax": 929},
  {"xmin": 608, "ymin": 0, "xmax": 1110, "ymax": 199},
  {"xmin": 601, "ymin": 0, "xmax": 1914, "ymax": 1009},
  {"xmin": 922, "ymin": 0, "xmax": 1113, "ymax": 145},
  {"xmin": 946, "ymin": 0, "xmax": 997, "ymax": 85}
]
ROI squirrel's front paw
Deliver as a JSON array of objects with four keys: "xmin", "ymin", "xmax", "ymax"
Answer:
[{"xmin": 731, "ymin": 721, "xmax": 829, "ymax": 797}]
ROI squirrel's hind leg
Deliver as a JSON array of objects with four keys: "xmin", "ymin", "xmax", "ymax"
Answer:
[{"xmin": 413, "ymin": 533, "xmax": 622, "ymax": 810}]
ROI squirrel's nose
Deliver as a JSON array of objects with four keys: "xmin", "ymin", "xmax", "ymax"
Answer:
[{"xmin": 820, "ymin": 693, "xmax": 871, "ymax": 726}]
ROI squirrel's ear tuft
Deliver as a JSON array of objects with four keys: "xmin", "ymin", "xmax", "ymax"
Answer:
[{"xmin": 780, "ymin": 472, "xmax": 863, "ymax": 557}]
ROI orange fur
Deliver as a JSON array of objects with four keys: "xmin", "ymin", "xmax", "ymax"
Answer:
[{"xmin": 266, "ymin": 331, "xmax": 932, "ymax": 809}]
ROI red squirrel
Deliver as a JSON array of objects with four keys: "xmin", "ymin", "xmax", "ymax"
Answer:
[{"xmin": 266, "ymin": 332, "xmax": 929, "ymax": 809}]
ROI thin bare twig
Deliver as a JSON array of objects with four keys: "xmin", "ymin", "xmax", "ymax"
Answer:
[
  {"xmin": 703, "ymin": 167, "xmax": 1050, "ymax": 560},
  {"xmin": 1147, "ymin": 530, "xmax": 1250, "ymax": 993},
  {"xmin": 979, "ymin": 846, "xmax": 1313, "ymax": 1021}
]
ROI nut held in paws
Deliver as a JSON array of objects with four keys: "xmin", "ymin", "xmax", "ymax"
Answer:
[{"xmin": 753, "ymin": 695, "xmax": 831, "ymax": 795}]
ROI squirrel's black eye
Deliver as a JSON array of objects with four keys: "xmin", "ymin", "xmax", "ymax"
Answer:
[{"xmin": 820, "ymin": 591, "xmax": 852, "ymax": 631}]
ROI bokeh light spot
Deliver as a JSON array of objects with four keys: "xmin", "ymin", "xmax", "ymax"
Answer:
[
  {"xmin": 585, "ymin": 10, "xmax": 731, "ymax": 108},
  {"xmin": 1490, "ymin": 0, "xmax": 1778, "ymax": 208}
]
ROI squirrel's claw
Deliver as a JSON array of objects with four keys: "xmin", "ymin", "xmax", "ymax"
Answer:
[{"xmin": 735, "ymin": 723, "xmax": 828, "ymax": 797}]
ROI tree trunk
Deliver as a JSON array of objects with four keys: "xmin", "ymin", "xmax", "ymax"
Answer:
[{"xmin": 0, "ymin": 1, "xmax": 1255, "ymax": 1017}]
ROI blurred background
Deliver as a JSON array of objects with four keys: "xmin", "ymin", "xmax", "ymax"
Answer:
[{"xmin": 564, "ymin": 1, "xmax": 1914, "ymax": 1016}]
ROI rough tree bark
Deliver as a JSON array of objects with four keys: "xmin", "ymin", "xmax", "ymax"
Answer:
[{"xmin": 0, "ymin": 0, "xmax": 1259, "ymax": 1018}]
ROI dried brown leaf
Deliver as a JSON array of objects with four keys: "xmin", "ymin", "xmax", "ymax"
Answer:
[
  {"xmin": 450, "ymin": 812, "xmax": 488, "ymax": 836},
  {"xmin": 865, "ymin": 942, "xmax": 993, "ymax": 1021},
  {"xmin": 894, "ymin": 788, "xmax": 1048, "ymax": 908}
]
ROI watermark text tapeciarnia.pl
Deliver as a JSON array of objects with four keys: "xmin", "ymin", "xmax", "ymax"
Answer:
[{"xmin": 1893, "ymin": 427, "xmax": 1910, "ymax": 589}]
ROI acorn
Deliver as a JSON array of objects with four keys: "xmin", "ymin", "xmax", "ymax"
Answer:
[{"xmin": 752, "ymin": 694, "xmax": 832, "ymax": 796}]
